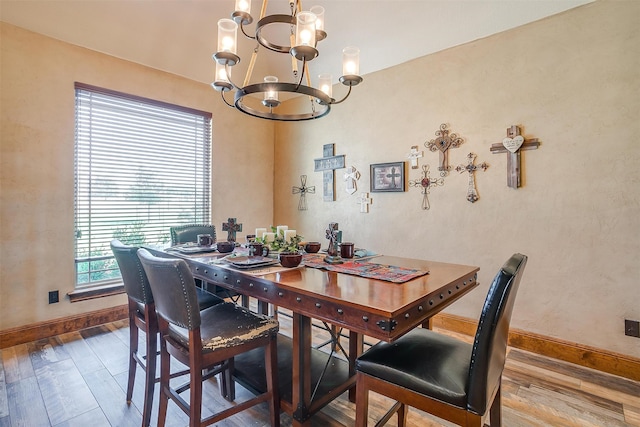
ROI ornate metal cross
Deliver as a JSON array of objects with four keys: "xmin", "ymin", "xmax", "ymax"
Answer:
[
  {"xmin": 409, "ymin": 164, "xmax": 444, "ymax": 210},
  {"xmin": 356, "ymin": 192, "xmax": 372, "ymax": 213},
  {"xmin": 314, "ymin": 144, "xmax": 345, "ymax": 201},
  {"xmin": 222, "ymin": 217, "xmax": 243, "ymax": 242},
  {"xmin": 490, "ymin": 125, "xmax": 540, "ymax": 189},
  {"xmin": 425, "ymin": 123, "xmax": 464, "ymax": 176},
  {"xmin": 292, "ymin": 175, "xmax": 315, "ymax": 210},
  {"xmin": 324, "ymin": 222, "xmax": 343, "ymax": 264},
  {"xmin": 343, "ymin": 166, "xmax": 360, "ymax": 195},
  {"xmin": 407, "ymin": 145, "xmax": 424, "ymax": 169},
  {"xmin": 455, "ymin": 153, "xmax": 489, "ymax": 203}
]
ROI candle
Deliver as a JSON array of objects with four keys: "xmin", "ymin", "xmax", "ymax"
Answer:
[
  {"xmin": 276, "ymin": 225, "xmax": 288, "ymax": 237},
  {"xmin": 263, "ymin": 232, "xmax": 275, "ymax": 243},
  {"xmin": 255, "ymin": 228, "xmax": 267, "ymax": 239},
  {"xmin": 284, "ymin": 230, "xmax": 296, "ymax": 242}
]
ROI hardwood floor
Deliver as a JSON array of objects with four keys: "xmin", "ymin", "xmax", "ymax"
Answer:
[{"xmin": 1, "ymin": 309, "xmax": 639, "ymax": 427}]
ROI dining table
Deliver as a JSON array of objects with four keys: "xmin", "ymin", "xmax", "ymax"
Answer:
[{"xmin": 147, "ymin": 246, "xmax": 479, "ymax": 427}]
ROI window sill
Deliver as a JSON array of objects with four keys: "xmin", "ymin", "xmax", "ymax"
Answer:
[{"xmin": 68, "ymin": 282, "xmax": 125, "ymax": 303}]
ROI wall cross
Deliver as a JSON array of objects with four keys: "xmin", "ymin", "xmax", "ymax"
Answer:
[
  {"xmin": 490, "ymin": 125, "xmax": 540, "ymax": 189},
  {"xmin": 455, "ymin": 153, "xmax": 488, "ymax": 203},
  {"xmin": 407, "ymin": 145, "xmax": 424, "ymax": 169},
  {"xmin": 292, "ymin": 175, "xmax": 315, "ymax": 211},
  {"xmin": 409, "ymin": 164, "xmax": 444, "ymax": 210},
  {"xmin": 356, "ymin": 192, "xmax": 372, "ymax": 213},
  {"xmin": 425, "ymin": 123, "xmax": 464, "ymax": 176},
  {"xmin": 343, "ymin": 166, "xmax": 360, "ymax": 195},
  {"xmin": 314, "ymin": 144, "xmax": 345, "ymax": 201}
]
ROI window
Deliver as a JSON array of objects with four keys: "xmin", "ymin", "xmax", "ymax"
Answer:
[{"xmin": 74, "ymin": 83, "xmax": 211, "ymax": 288}]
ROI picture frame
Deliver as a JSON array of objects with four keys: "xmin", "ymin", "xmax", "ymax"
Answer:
[{"xmin": 370, "ymin": 162, "xmax": 406, "ymax": 192}]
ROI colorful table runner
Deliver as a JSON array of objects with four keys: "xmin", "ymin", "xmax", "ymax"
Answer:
[{"xmin": 302, "ymin": 254, "xmax": 429, "ymax": 284}]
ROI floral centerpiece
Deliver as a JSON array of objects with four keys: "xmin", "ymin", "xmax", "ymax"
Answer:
[
  {"xmin": 255, "ymin": 226, "xmax": 303, "ymax": 253},
  {"xmin": 255, "ymin": 226, "xmax": 304, "ymax": 267}
]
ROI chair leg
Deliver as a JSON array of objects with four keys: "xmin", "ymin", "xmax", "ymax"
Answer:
[
  {"xmin": 189, "ymin": 357, "xmax": 203, "ymax": 427},
  {"xmin": 141, "ymin": 329, "xmax": 157, "ymax": 427},
  {"xmin": 355, "ymin": 373, "xmax": 369, "ymax": 427},
  {"xmin": 126, "ymin": 311, "xmax": 138, "ymax": 404},
  {"xmin": 489, "ymin": 384, "xmax": 502, "ymax": 427},
  {"xmin": 397, "ymin": 403, "xmax": 408, "ymax": 427},
  {"xmin": 265, "ymin": 337, "xmax": 280, "ymax": 427},
  {"xmin": 157, "ymin": 340, "xmax": 170, "ymax": 427}
]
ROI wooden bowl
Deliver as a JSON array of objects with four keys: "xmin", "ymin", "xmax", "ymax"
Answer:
[
  {"xmin": 216, "ymin": 241, "xmax": 234, "ymax": 253},
  {"xmin": 304, "ymin": 242, "xmax": 321, "ymax": 253},
  {"xmin": 279, "ymin": 253, "xmax": 303, "ymax": 268}
]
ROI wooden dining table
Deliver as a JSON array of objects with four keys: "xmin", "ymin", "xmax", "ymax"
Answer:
[{"xmin": 149, "ymin": 247, "xmax": 479, "ymax": 427}]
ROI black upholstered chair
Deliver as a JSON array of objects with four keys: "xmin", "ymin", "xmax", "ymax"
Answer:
[
  {"xmin": 169, "ymin": 223, "xmax": 245, "ymax": 304},
  {"xmin": 170, "ymin": 224, "xmax": 217, "ymax": 246},
  {"xmin": 110, "ymin": 239, "xmax": 225, "ymax": 427},
  {"xmin": 355, "ymin": 253, "xmax": 528, "ymax": 427},
  {"xmin": 137, "ymin": 248, "xmax": 280, "ymax": 427}
]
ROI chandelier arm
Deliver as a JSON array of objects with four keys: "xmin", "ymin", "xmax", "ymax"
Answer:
[
  {"xmin": 224, "ymin": 63, "xmax": 244, "ymax": 91},
  {"xmin": 330, "ymin": 84, "xmax": 353, "ymax": 105},
  {"xmin": 239, "ymin": 22, "xmax": 256, "ymax": 40},
  {"xmin": 220, "ymin": 90, "xmax": 235, "ymax": 108}
]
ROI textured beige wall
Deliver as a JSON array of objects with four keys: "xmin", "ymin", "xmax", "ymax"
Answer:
[
  {"xmin": 274, "ymin": 1, "xmax": 640, "ymax": 357},
  {"xmin": 0, "ymin": 23, "xmax": 274, "ymax": 329}
]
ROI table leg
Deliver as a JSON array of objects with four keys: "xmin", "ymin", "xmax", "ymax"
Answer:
[
  {"xmin": 348, "ymin": 330, "xmax": 363, "ymax": 403},
  {"xmin": 422, "ymin": 317, "xmax": 433, "ymax": 329},
  {"xmin": 292, "ymin": 313, "xmax": 312, "ymax": 427}
]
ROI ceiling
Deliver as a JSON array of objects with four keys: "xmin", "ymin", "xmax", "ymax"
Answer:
[{"xmin": 1, "ymin": 0, "xmax": 592, "ymax": 87}]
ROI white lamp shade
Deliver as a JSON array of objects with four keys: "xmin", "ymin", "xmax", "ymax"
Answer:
[
  {"xmin": 264, "ymin": 76, "xmax": 279, "ymax": 101},
  {"xmin": 310, "ymin": 6, "xmax": 325, "ymax": 31},
  {"xmin": 342, "ymin": 46, "xmax": 360, "ymax": 76},
  {"xmin": 215, "ymin": 62, "xmax": 230, "ymax": 83},
  {"xmin": 318, "ymin": 73, "xmax": 332, "ymax": 97},
  {"xmin": 295, "ymin": 12, "xmax": 317, "ymax": 47},
  {"xmin": 217, "ymin": 19, "xmax": 238, "ymax": 54},
  {"xmin": 234, "ymin": 0, "xmax": 251, "ymax": 14}
]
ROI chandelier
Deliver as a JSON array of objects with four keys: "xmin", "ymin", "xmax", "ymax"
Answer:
[{"xmin": 211, "ymin": 0, "xmax": 363, "ymax": 121}]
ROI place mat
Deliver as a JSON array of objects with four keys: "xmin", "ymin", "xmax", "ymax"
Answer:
[{"xmin": 302, "ymin": 254, "xmax": 429, "ymax": 284}]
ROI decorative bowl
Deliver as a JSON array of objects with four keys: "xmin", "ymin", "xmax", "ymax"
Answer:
[
  {"xmin": 216, "ymin": 241, "xmax": 235, "ymax": 253},
  {"xmin": 279, "ymin": 253, "xmax": 303, "ymax": 268},
  {"xmin": 304, "ymin": 242, "xmax": 321, "ymax": 253}
]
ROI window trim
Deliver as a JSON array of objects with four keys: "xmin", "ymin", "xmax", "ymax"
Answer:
[{"xmin": 73, "ymin": 82, "xmax": 212, "ymax": 295}]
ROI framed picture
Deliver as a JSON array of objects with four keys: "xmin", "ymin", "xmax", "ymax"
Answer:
[{"xmin": 370, "ymin": 162, "xmax": 406, "ymax": 192}]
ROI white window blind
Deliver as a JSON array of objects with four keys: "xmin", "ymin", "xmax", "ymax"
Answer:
[{"xmin": 74, "ymin": 83, "xmax": 211, "ymax": 287}]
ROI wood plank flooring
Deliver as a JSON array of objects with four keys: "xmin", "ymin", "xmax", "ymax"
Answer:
[{"xmin": 1, "ymin": 309, "xmax": 639, "ymax": 427}]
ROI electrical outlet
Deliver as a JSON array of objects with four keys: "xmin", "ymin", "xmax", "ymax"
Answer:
[
  {"xmin": 625, "ymin": 319, "xmax": 640, "ymax": 338},
  {"xmin": 48, "ymin": 290, "xmax": 59, "ymax": 304}
]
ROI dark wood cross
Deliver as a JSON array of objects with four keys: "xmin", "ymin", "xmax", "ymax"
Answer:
[
  {"xmin": 222, "ymin": 217, "xmax": 242, "ymax": 242},
  {"xmin": 455, "ymin": 153, "xmax": 488, "ymax": 203},
  {"xmin": 409, "ymin": 164, "xmax": 444, "ymax": 210},
  {"xmin": 314, "ymin": 144, "xmax": 345, "ymax": 201},
  {"xmin": 292, "ymin": 175, "xmax": 315, "ymax": 211},
  {"xmin": 425, "ymin": 123, "xmax": 464, "ymax": 177},
  {"xmin": 490, "ymin": 125, "xmax": 539, "ymax": 189}
]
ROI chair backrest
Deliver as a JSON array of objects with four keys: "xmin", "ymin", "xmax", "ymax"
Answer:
[
  {"xmin": 466, "ymin": 253, "xmax": 527, "ymax": 415},
  {"xmin": 110, "ymin": 239, "xmax": 153, "ymax": 305},
  {"xmin": 170, "ymin": 224, "xmax": 216, "ymax": 246},
  {"xmin": 137, "ymin": 248, "xmax": 201, "ymax": 331}
]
